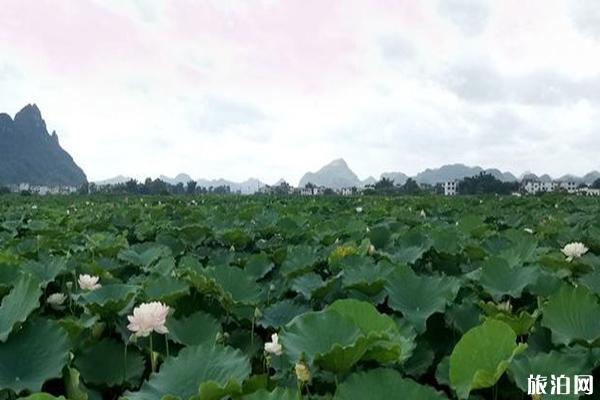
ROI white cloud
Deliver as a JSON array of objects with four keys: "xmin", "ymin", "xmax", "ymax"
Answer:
[{"xmin": 2, "ymin": 0, "xmax": 600, "ymax": 184}]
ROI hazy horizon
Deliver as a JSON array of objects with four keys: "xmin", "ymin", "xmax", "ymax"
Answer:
[{"xmin": 2, "ymin": 0, "xmax": 600, "ymax": 183}]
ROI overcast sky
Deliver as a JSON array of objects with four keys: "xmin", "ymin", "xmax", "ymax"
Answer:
[{"xmin": 2, "ymin": 0, "xmax": 600, "ymax": 184}]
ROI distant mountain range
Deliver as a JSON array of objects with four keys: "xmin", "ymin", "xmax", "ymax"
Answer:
[
  {"xmin": 95, "ymin": 158, "xmax": 600, "ymax": 194},
  {"xmin": 297, "ymin": 160, "xmax": 521, "ymax": 189},
  {"xmin": 414, "ymin": 164, "xmax": 518, "ymax": 185},
  {"xmin": 298, "ymin": 159, "xmax": 375, "ymax": 189},
  {"xmin": 0, "ymin": 104, "xmax": 87, "ymax": 186},
  {"xmin": 95, "ymin": 174, "xmax": 267, "ymax": 195},
  {"xmin": 3, "ymin": 105, "xmax": 596, "ymax": 192}
]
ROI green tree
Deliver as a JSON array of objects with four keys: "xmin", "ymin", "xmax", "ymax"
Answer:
[
  {"xmin": 399, "ymin": 178, "xmax": 421, "ymax": 195},
  {"xmin": 458, "ymin": 172, "xmax": 518, "ymax": 195},
  {"xmin": 186, "ymin": 180, "xmax": 197, "ymax": 194}
]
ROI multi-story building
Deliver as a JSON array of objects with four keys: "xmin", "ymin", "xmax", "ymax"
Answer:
[
  {"xmin": 522, "ymin": 180, "xmax": 578, "ymax": 194},
  {"xmin": 442, "ymin": 180, "xmax": 458, "ymax": 196},
  {"xmin": 523, "ymin": 180, "xmax": 557, "ymax": 194}
]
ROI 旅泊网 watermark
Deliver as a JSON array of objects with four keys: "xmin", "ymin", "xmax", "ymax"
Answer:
[{"xmin": 528, "ymin": 374, "xmax": 593, "ymax": 396}]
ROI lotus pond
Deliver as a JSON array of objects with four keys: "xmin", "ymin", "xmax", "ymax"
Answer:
[{"xmin": 1, "ymin": 194, "xmax": 600, "ymax": 399}]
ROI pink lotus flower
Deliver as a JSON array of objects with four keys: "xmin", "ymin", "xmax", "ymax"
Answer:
[{"xmin": 127, "ymin": 302, "xmax": 170, "ymax": 337}]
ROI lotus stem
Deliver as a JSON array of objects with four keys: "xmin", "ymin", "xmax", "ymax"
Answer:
[
  {"xmin": 165, "ymin": 334, "xmax": 170, "ymax": 358},
  {"xmin": 149, "ymin": 334, "xmax": 156, "ymax": 373},
  {"xmin": 123, "ymin": 341, "xmax": 128, "ymax": 382}
]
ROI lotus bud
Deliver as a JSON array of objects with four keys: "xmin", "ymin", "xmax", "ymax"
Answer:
[
  {"xmin": 368, "ymin": 244, "xmax": 376, "ymax": 255},
  {"xmin": 295, "ymin": 361, "xmax": 311, "ymax": 382}
]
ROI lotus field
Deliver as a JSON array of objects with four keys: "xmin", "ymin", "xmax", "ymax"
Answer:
[{"xmin": 1, "ymin": 195, "xmax": 600, "ymax": 400}]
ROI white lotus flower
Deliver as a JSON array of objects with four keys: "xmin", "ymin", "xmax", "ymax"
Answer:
[
  {"xmin": 355, "ymin": 206, "xmax": 363, "ymax": 213},
  {"xmin": 78, "ymin": 274, "xmax": 101, "ymax": 291},
  {"xmin": 524, "ymin": 228, "xmax": 533, "ymax": 234},
  {"xmin": 561, "ymin": 242, "xmax": 588, "ymax": 262},
  {"xmin": 264, "ymin": 333, "xmax": 282, "ymax": 355},
  {"xmin": 420, "ymin": 209, "xmax": 426, "ymax": 218},
  {"xmin": 367, "ymin": 244, "xmax": 376, "ymax": 255},
  {"xmin": 127, "ymin": 302, "xmax": 170, "ymax": 337},
  {"xmin": 31, "ymin": 205, "xmax": 38, "ymax": 210},
  {"xmin": 47, "ymin": 293, "xmax": 67, "ymax": 307}
]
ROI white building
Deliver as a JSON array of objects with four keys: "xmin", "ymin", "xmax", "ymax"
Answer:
[
  {"xmin": 558, "ymin": 181, "xmax": 578, "ymax": 193},
  {"xmin": 9, "ymin": 183, "xmax": 78, "ymax": 195},
  {"xmin": 523, "ymin": 180, "xmax": 557, "ymax": 194},
  {"xmin": 522, "ymin": 180, "xmax": 578, "ymax": 195},
  {"xmin": 442, "ymin": 181, "xmax": 458, "ymax": 196},
  {"xmin": 339, "ymin": 187, "xmax": 356, "ymax": 196},
  {"xmin": 577, "ymin": 187, "xmax": 600, "ymax": 196}
]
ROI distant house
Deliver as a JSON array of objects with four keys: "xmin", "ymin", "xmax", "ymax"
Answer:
[
  {"xmin": 442, "ymin": 181, "xmax": 458, "ymax": 196},
  {"xmin": 558, "ymin": 181, "xmax": 577, "ymax": 193},
  {"xmin": 339, "ymin": 187, "xmax": 356, "ymax": 196},
  {"xmin": 523, "ymin": 180, "xmax": 557, "ymax": 194},
  {"xmin": 299, "ymin": 186, "xmax": 326, "ymax": 196},
  {"xmin": 9, "ymin": 183, "xmax": 78, "ymax": 195},
  {"xmin": 576, "ymin": 187, "xmax": 600, "ymax": 196},
  {"xmin": 522, "ymin": 180, "xmax": 578, "ymax": 194}
]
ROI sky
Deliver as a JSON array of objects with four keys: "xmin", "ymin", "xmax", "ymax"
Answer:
[{"xmin": 2, "ymin": 0, "xmax": 600, "ymax": 184}]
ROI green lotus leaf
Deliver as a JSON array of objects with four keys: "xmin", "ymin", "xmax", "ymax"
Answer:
[
  {"xmin": 19, "ymin": 394, "xmax": 67, "ymax": 400},
  {"xmin": 328, "ymin": 298, "xmax": 410, "ymax": 363},
  {"xmin": 78, "ymin": 284, "xmax": 138, "ymax": 316},
  {"xmin": 280, "ymin": 246, "xmax": 319, "ymax": 278},
  {"xmin": 118, "ymin": 244, "xmax": 172, "ymax": 269},
  {"xmin": 0, "ymin": 318, "xmax": 70, "ymax": 393},
  {"xmin": 367, "ymin": 226, "xmax": 391, "ymax": 250},
  {"xmin": 123, "ymin": 344, "xmax": 250, "ymax": 400},
  {"xmin": 21, "ymin": 257, "xmax": 67, "ymax": 286},
  {"xmin": 385, "ymin": 268, "xmax": 459, "ymax": 332},
  {"xmin": 578, "ymin": 270, "xmax": 600, "ymax": 295},
  {"xmin": 449, "ymin": 319, "xmax": 526, "ymax": 399},
  {"xmin": 509, "ymin": 350, "xmax": 592, "ymax": 399},
  {"xmin": 280, "ymin": 310, "xmax": 367, "ymax": 372},
  {"xmin": 479, "ymin": 302, "xmax": 539, "ymax": 335},
  {"xmin": 166, "ymin": 311, "xmax": 220, "ymax": 346},
  {"xmin": 204, "ymin": 266, "xmax": 261, "ymax": 305},
  {"xmin": 445, "ymin": 299, "xmax": 481, "ymax": 334},
  {"xmin": 144, "ymin": 275, "xmax": 189, "ymax": 304},
  {"xmin": 0, "ymin": 273, "xmax": 41, "ymax": 341},
  {"xmin": 328, "ymin": 298, "xmax": 397, "ymax": 335},
  {"xmin": 257, "ymin": 300, "xmax": 310, "ymax": 328},
  {"xmin": 0, "ymin": 263, "xmax": 20, "ymax": 288},
  {"xmin": 541, "ymin": 284, "xmax": 600, "ymax": 346},
  {"xmin": 403, "ymin": 339, "xmax": 435, "ymax": 378},
  {"xmin": 495, "ymin": 232, "xmax": 538, "ymax": 267},
  {"xmin": 334, "ymin": 368, "xmax": 448, "ymax": 400},
  {"xmin": 431, "ymin": 228, "xmax": 462, "ymax": 255},
  {"xmin": 341, "ymin": 260, "xmax": 392, "ymax": 295},
  {"xmin": 291, "ymin": 272, "xmax": 338, "ymax": 300},
  {"xmin": 244, "ymin": 253, "xmax": 274, "ymax": 280},
  {"xmin": 242, "ymin": 388, "xmax": 298, "ymax": 400},
  {"xmin": 74, "ymin": 339, "xmax": 145, "ymax": 387},
  {"xmin": 291, "ymin": 272, "xmax": 325, "ymax": 299},
  {"xmin": 220, "ymin": 228, "xmax": 252, "ymax": 249},
  {"xmin": 186, "ymin": 271, "xmax": 234, "ymax": 309},
  {"xmin": 391, "ymin": 231, "xmax": 432, "ymax": 265},
  {"xmin": 478, "ymin": 257, "xmax": 539, "ymax": 300},
  {"xmin": 64, "ymin": 367, "xmax": 91, "ymax": 400}
]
